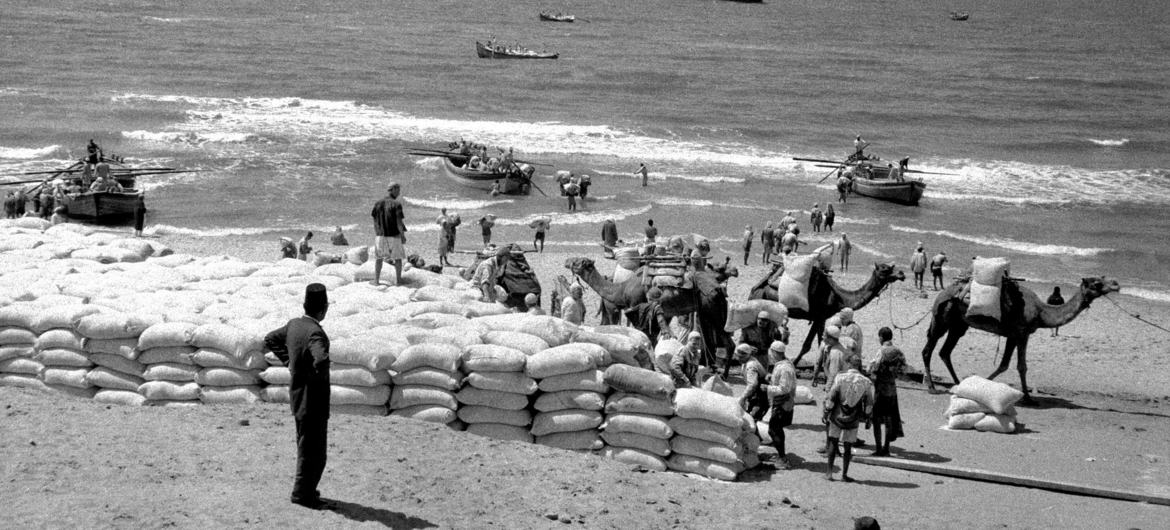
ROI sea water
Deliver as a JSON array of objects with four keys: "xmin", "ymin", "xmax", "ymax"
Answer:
[{"xmin": 1, "ymin": 0, "xmax": 1167, "ymax": 300}]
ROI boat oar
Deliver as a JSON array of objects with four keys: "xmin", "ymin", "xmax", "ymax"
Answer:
[
  {"xmin": 793, "ymin": 156, "xmax": 858, "ymax": 166},
  {"xmin": 817, "ymin": 165, "xmax": 844, "ymax": 183},
  {"xmin": 905, "ymin": 169, "xmax": 960, "ymax": 176},
  {"xmin": 514, "ymin": 158, "xmax": 554, "ymax": 167}
]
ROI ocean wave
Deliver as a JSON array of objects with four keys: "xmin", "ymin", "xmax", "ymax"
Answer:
[
  {"xmin": 0, "ymin": 145, "xmax": 60, "ymax": 160},
  {"xmin": 150, "ymin": 224, "xmax": 286, "ymax": 237},
  {"xmin": 653, "ymin": 197, "xmax": 759, "ymax": 210},
  {"xmin": 142, "ymin": 16, "xmax": 185, "ymax": 23},
  {"xmin": 1087, "ymin": 138, "xmax": 1129, "ymax": 147},
  {"xmin": 122, "ymin": 130, "xmax": 266, "ymax": 144},
  {"xmin": 889, "ymin": 225, "xmax": 1112, "ymax": 257},
  {"xmin": 1118, "ymin": 287, "xmax": 1170, "ymax": 304},
  {"xmin": 404, "ymin": 197, "xmax": 514, "ymax": 210}
]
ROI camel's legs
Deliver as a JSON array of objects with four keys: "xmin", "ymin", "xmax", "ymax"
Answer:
[
  {"xmin": 1016, "ymin": 339, "xmax": 1034, "ymax": 403},
  {"xmin": 936, "ymin": 331, "xmax": 966, "ymax": 387},
  {"xmin": 793, "ymin": 319, "xmax": 823, "ymax": 368},
  {"xmin": 987, "ymin": 337, "xmax": 1017, "ymax": 381},
  {"xmin": 920, "ymin": 319, "xmax": 946, "ymax": 391}
]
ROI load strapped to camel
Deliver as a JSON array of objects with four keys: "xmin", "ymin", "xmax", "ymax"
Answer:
[
  {"xmin": 965, "ymin": 257, "xmax": 1012, "ymax": 325},
  {"xmin": 460, "ymin": 243, "xmax": 541, "ymax": 311},
  {"xmin": 771, "ymin": 244, "xmax": 835, "ymax": 311}
]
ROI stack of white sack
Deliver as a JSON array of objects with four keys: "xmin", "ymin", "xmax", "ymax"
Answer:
[
  {"xmin": 33, "ymin": 304, "xmax": 105, "ymax": 399},
  {"xmin": 966, "ymin": 257, "xmax": 1011, "ymax": 322},
  {"xmin": 390, "ymin": 343, "xmax": 462, "ymax": 426},
  {"xmin": 0, "ymin": 302, "xmax": 45, "ymax": 390},
  {"xmin": 667, "ymin": 388, "xmax": 758, "ymax": 481},
  {"xmin": 137, "ymin": 322, "xmax": 202, "ymax": 406},
  {"xmin": 459, "ymin": 344, "xmax": 536, "ymax": 442},
  {"xmin": 575, "ymin": 325, "xmax": 654, "ymax": 369},
  {"xmin": 599, "ymin": 364, "xmax": 677, "ymax": 471},
  {"xmin": 77, "ymin": 310, "xmax": 159, "ymax": 407},
  {"xmin": 526, "ymin": 343, "xmax": 612, "ymax": 452},
  {"xmin": 317, "ymin": 326, "xmax": 406, "ymax": 416},
  {"xmin": 944, "ymin": 376, "xmax": 1023, "ymax": 434},
  {"xmin": 183, "ymin": 323, "xmax": 267, "ymax": 406}
]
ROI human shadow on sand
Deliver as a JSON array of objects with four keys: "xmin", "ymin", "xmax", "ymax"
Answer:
[
  {"xmin": 880, "ymin": 447, "xmax": 951, "ymax": 464},
  {"xmin": 327, "ymin": 499, "xmax": 437, "ymax": 528}
]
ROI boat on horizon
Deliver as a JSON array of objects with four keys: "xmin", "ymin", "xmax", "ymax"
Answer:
[
  {"xmin": 950, "ymin": 11, "xmax": 970, "ymax": 21},
  {"xmin": 539, "ymin": 12, "xmax": 575, "ymax": 22},
  {"xmin": 476, "ymin": 40, "xmax": 559, "ymax": 60}
]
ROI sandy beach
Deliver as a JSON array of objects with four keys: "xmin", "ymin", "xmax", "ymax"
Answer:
[{"xmin": 3, "ymin": 222, "xmax": 1168, "ymax": 529}]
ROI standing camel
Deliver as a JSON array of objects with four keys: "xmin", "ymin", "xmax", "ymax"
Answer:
[
  {"xmin": 921, "ymin": 276, "xmax": 1120, "ymax": 403},
  {"xmin": 748, "ymin": 262, "xmax": 905, "ymax": 367}
]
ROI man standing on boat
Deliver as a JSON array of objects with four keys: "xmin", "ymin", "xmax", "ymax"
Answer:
[
  {"xmin": 371, "ymin": 182, "xmax": 407, "ymax": 286},
  {"xmin": 853, "ymin": 136, "xmax": 865, "ymax": 158}
]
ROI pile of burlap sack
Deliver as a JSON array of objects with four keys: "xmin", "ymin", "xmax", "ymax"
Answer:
[
  {"xmin": 944, "ymin": 375, "xmax": 1023, "ymax": 434},
  {"xmin": 0, "ymin": 219, "xmax": 764, "ymax": 480}
]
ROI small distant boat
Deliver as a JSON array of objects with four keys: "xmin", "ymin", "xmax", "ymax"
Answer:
[
  {"xmin": 476, "ymin": 40, "xmax": 559, "ymax": 60},
  {"xmin": 539, "ymin": 12, "xmax": 575, "ymax": 22},
  {"xmin": 950, "ymin": 11, "xmax": 970, "ymax": 21}
]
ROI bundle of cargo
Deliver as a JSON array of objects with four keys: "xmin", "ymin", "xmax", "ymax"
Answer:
[
  {"xmin": 136, "ymin": 321, "xmax": 203, "ymax": 406},
  {"xmin": 0, "ymin": 302, "xmax": 43, "ymax": 390},
  {"xmin": 944, "ymin": 375, "xmax": 1023, "ymax": 434},
  {"xmin": 667, "ymin": 388, "xmax": 757, "ymax": 481},
  {"xmin": 33, "ymin": 304, "xmax": 105, "ymax": 399},
  {"xmin": 460, "ymin": 344, "xmax": 536, "ymax": 442},
  {"xmin": 599, "ymin": 363, "xmax": 677, "ymax": 471},
  {"xmin": 390, "ymin": 343, "xmax": 462, "ymax": 425},
  {"xmin": 966, "ymin": 257, "xmax": 1011, "ymax": 325},
  {"xmin": 77, "ymin": 311, "xmax": 159, "ymax": 407},
  {"xmin": 526, "ymin": 343, "xmax": 611, "ymax": 451}
]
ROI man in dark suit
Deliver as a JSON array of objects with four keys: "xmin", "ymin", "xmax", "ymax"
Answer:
[{"xmin": 264, "ymin": 283, "xmax": 332, "ymax": 509}]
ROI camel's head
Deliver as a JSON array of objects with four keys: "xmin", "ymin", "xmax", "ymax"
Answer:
[
  {"xmin": 1081, "ymin": 277, "xmax": 1121, "ymax": 299},
  {"xmin": 564, "ymin": 257, "xmax": 594, "ymax": 276},
  {"xmin": 874, "ymin": 262, "xmax": 906, "ymax": 283}
]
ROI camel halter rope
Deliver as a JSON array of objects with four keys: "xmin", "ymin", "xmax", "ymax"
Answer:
[
  {"xmin": 1101, "ymin": 295, "xmax": 1170, "ymax": 335},
  {"xmin": 885, "ymin": 288, "xmax": 932, "ymax": 341}
]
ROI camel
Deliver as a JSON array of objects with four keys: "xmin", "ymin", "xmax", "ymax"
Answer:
[
  {"xmin": 748, "ymin": 262, "xmax": 905, "ymax": 366},
  {"xmin": 564, "ymin": 257, "xmax": 733, "ymax": 363},
  {"xmin": 921, "ymin": 276, "xmax": 1120, "ymax": 403}
]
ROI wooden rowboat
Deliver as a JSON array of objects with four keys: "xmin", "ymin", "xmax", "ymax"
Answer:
[
  {"xmin": 442, "ymin": 155, "xmax": 532, "ymax": 195},
  {"xmin": 950, "ymin": 11, "xmax": 970, "ymax": 21},
  {"xmin": 59, "ymin": 188, "xmax": 143, "ymax": 221},
  {"xmin": 539, "ymin": 12, "xmax": 575, "ymax": 22},
  {"xmin": 476, "ymin": 41, "xmax": 559, "ymax": 60},
  {"xmin": 847, "ymin": 163, "xmax": 926, "ymax": 206}
]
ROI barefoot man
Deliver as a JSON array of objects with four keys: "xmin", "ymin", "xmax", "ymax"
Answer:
[
  {"xmin": 371, "ymin": 182, "xmax": 406, "ymax": 286},
  {"xmin": 823, "ymin": 355, "xmax": 874, "ymax": 482}
]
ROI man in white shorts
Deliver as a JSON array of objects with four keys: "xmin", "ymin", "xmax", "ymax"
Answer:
[
  {"xmin": 371, "ymin": 182, "xmax": 407, "ymax": 286},
  {"xmin": 822, "ymin": 355, "xmax": 873, "ymax": 482}
]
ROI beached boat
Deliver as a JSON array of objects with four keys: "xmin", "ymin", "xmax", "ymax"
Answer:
[
  {"xmin": 950, "ymin": 12, "xmax": 970, "ymax": 21},
  {"xmin": 476, "ymin": 41, "xmax": 559, "ymax": 60},
  {"xmin": 539, "ymin": 12, "xmax": 575, "ymax": 22},
  {"xmin": 442, "ymin": 155, "xmax": 532, "ymax": 195},
  {"xmin": 59, "ymin": 187, "xmax": 143, "ymax": 221},
  {"xmin": 847, "ymin": 163, "xmax": 927, "ymax": 206}
]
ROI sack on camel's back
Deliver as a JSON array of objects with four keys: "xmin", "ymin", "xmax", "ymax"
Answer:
[
  {"xmin": 951, "ymin": 375, "xmax": 1024, "ymax": 415},
  {"xmin": 775, "ymin": 253, "xmax": 820, "ymax": 312},
  {"xmin": 966, "ymin": 257, "xmax": 1011, "ymax": 322},
  {"xmin": 724, "ymin": 300, "xmax": 788, "ymax": 333}
]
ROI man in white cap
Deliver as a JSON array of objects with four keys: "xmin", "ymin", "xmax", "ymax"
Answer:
[
  {"xmin": 736, "ymin": 342, "xmax": 771, "ymax": 422},
  {"xmin": 765, "ymin": 340, "xmax": 796, "ymax": 469},
  {"xmin": 264, "ymin": 283, "xmax": 333, "ymax": 509},
  {"xmin": 734, "ymin": 310, "xmax": 789, "ymax": 376},
  {"xmin": 826, "ymin": 307, "xmax": 863, "ymax": 355},
  {"xmin": 560, "ymin": 284, "xmax": 585, "ymax": 325},
  {"xmin": 524, "ymin": 293, "xmax": 544, "ymax": 315},
  {"xmin": 370, "ymin": 182, "xmax": 406, "ymax": 286},
  {"xmin": 669, "ymin": 331, "xmax": 704, "ymax": 388},
  {"xmin": 910, "ymin": 242, "xmax": 927, "ymax": 290}
]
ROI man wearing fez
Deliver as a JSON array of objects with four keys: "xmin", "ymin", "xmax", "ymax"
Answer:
[{"xmin": 264, "ymin": 283, "xmax": 333, "ymax": 509}]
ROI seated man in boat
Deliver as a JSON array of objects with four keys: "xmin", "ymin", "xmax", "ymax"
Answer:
[
  {"xmin": 465, "ymin": 155, "xmax": 482, "ymax": 170},
  {"xmin": 486, "ymin": 157, "xmax": 501, "ymax": 172},
  {"xmin": 90, "ymin": 175, "xmax": 124, "ymax": 193}
]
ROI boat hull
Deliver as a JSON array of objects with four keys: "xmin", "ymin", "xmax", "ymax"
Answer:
[
  {"xmin": 442, "ymin": 157, "xmax": 530, "ymax": 195},
  {"xmin": 476, "ymin": 41, "xmax": 559, "ymax": 59},
  {"xmin": 539, "ymin": 13, "xmax": 575, "ymax": 22},
  {"xmin": 61, "ymin": 190, "xmax": 143, "ymax": 220},
  {"xmin": 851, "ymin": 178, "xmax": 926, "ymax": 206}
]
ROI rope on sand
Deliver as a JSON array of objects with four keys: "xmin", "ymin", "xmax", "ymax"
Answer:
[
  {"xmin": 886, "ymin": 295, "xmax": 931, "ymax": 341},
  {"xmin": 1102, "ymin": 295, "xmax": 1170, "ymax": 335}
]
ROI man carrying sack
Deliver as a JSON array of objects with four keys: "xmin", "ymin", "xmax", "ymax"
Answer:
[{"xmin": 264, "ymin": 283, "xmax": 333, "ymax": 509}]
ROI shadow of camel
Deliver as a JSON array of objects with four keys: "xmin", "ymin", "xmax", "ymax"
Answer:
[{"xmin": 326, "ymin": 499, "xmax": 437, "ymax": 529}]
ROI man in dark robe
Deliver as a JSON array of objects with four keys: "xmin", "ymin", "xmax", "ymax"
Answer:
[{"xmin": 264, "ymin": 283, "xmax": 333, "ymax": 510}]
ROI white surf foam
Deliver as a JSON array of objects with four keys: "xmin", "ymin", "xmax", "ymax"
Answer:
[
  {"xmin": 890, "ymin": 225, "xmax": 1112, "ymax": 257},
  {"xmin": 0, "ymin": 145, "xmax": 60, "ymax": 160},
  {"xmin": 1087, "ymin": 138, "xmax": 1129, "ymax": 147},
  {"xmin": 404, "ymin": 197, "xmax": 514, "ymax": 210},
  {"xmin": 1120, "ymin": 287, "xmax": 1170, "ymax": 304}
]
